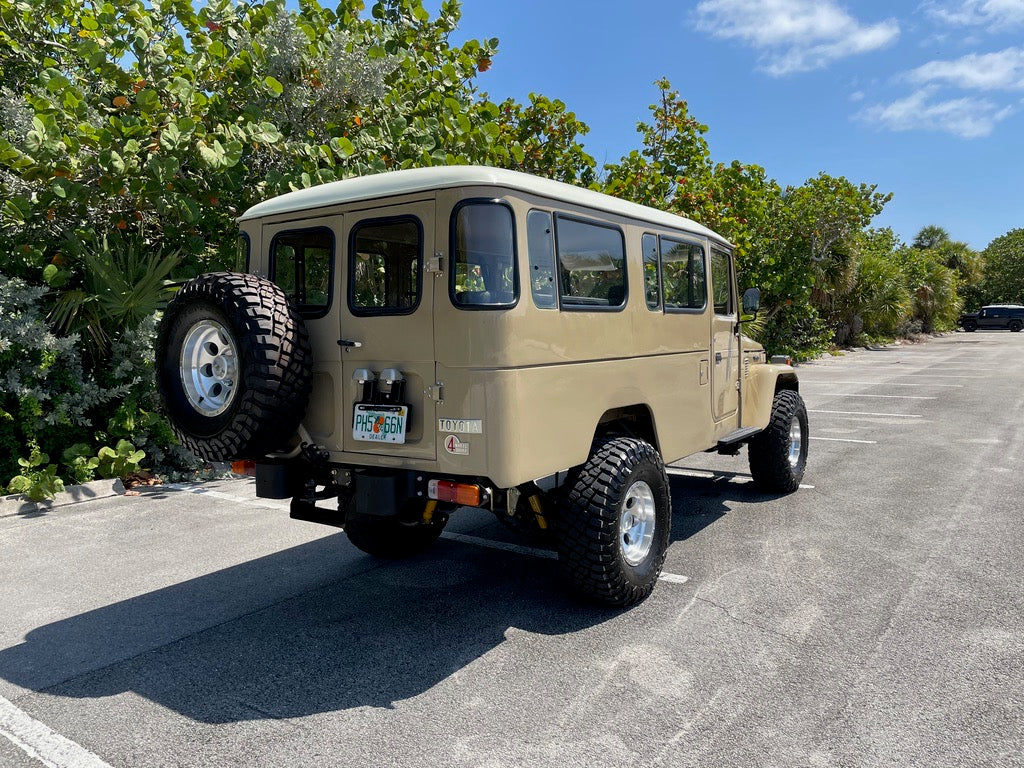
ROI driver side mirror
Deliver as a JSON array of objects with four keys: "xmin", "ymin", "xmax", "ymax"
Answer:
[{"xmin": 741, "ymin": 287, "xmax": 761, "ymax": 319}]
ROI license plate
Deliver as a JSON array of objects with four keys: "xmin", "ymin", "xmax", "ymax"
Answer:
[{"xmin": 353, "ymin": 404, "xmax": 408, "ymax": 444}]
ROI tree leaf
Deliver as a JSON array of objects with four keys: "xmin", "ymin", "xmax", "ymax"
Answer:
[{"xmin": 264, "ymin": 76, "xmax": 283, "ymax": 96}]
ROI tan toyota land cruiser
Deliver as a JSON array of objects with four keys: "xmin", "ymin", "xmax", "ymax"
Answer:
[{"xmin": 156, "ymin": 166, "xmax": 807, "ymax": 606}]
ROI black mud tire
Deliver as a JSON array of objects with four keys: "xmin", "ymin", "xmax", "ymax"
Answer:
[
  {"xmin": 963, "ymin": 320, "xmax": 978, "ymax": 332},
  {"xmin": 344, "ymin": 503, "xmax": 449, "ymax": 559},
  {"xmin": 748, "ymin": 389, "xmax": 808, "ymax": 493},
  {"xmin": 556, "ymin": 437, "xmax": 671, "ymax": 607},
  {"xmin": 1009, "ymin": 320, "xmax": 1023, "ymax": 333},
  {"xmin": 156, "ymin": 272, "xmax": 313, "ymax": 461}
]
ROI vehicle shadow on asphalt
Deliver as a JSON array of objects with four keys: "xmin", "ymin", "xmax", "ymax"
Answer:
[
  {"xmin": 0, "ymin": 531, "xmax": 617, "ymax": 722},
  {"xmin": 0, "ymin": 475, "xmax": 770, "ymax": 723},
  {"xmin": 668, "ymin": 473, "xmax": 788, "ymax": 541}
]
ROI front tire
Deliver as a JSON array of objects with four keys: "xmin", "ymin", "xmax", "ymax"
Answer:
[
  {"xmin": 556, "ymin": 437, "xmax": 671, "ymax": 607},
  {"xmin": 963, "ymin": 320, "xmax": 978, "ymax": 332},
  {"xmin": 748, "ymin": 390, "xmax": 808, "ymax": 493}
]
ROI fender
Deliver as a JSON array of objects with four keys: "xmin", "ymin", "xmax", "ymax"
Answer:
[{"xmin": 745, "ymin": 363, "xmax": 799, "ymax": 431}]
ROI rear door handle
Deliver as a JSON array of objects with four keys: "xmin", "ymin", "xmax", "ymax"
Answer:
[
  {"xmin": 715, "ymin": 352, "xmax": 723, "ymax": 363},
  {"xmin": 338, "ymin": 339, "xmax": 363, "ymax": 348}
]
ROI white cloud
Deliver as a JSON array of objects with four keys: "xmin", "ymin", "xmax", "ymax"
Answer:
[
  {"xmin": 694, "ymin": 0, "xmax": 900, "ymax": 75},
  {"xmin": 908, "ymin": 47, "xmax": 1024, "ymax": 90},
  {"xmin": 921, "ymin": 0, "xmax": 1024, "ymax": 29},
  {"xmin": 859, "ymin": 86, "xmax": 1015, "ymax": 137}
]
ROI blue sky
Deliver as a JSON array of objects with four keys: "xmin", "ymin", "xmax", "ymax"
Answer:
[{"xmin": 439, "ymin": 0, "xmax": 1024, "ymax": 250}]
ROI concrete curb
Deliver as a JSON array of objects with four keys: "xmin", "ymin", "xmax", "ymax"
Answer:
[{"xmin": 0, "ymin": 477, "xmax": 127, "ymax": 519}]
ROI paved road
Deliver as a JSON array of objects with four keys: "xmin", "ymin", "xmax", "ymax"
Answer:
[{"xmin": 1, "ymin": 332, "xmax": 1022, "ymax": 768}]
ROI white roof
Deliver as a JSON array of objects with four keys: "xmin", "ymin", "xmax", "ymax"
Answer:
[{"xmin": 239, "ymin": 165, "xmax": 731, "ymax": 247}]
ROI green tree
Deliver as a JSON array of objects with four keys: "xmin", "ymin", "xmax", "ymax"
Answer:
[
  {"xmin": 0, "ymin": 0, "xmax": 596, "ymax": 491},
  {"xmin": 838, "ymin": 228, "xmax": 911, "ymax": 340},
  {"xmin": 980, "ymin": 228, "xmax": 1024, "ymax": 305}
]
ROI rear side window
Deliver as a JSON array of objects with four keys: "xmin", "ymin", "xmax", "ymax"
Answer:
[
  {"xmin": 710, "ymin": 248, "xmax": 734, "ymax": 315},
  {"xmin": 661, "ymin": 237, "xmax": 706, "ymax": 311},
  {"xmin": 527, "ymin": 210, "xmax": 557, "ymax": 309},
  {"xmin": 642, "ymin": 234, "xmax": 660, "ymax": 311},
  {"xmin": 451, "ymin": 201, "xmax": 517, "ymax": 308},
  {"xmin": 555, "ymin": 215, "xmax": 626, "ymax": 309},
  {"xmin": 270, "ymin": 228, "xmax": 333, "ymax": 318},
  {"xmin": 350, "ymin": 218, "xmax": 421, "ymax": 315}
]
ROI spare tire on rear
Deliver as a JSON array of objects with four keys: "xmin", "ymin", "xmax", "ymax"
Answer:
[{"xmin": 156, "ymin": 272, "xmax": 313, "ymax": 461}]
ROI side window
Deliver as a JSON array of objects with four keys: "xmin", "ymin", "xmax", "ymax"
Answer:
[
  {"xmin": 270, "ymin": 228, "xmax": 333, "ymax": 317},
  {"xmin": 642, "ymin": 234, "xmax": 660, "ymax": 311},
  {"xmin": 527, "ymin": 210, "xmax": 557, "ymax": 309},
  {"xmin": 661, "ymin": 237, "xmax": 706, "ymax": 311},
  {"xmin": 451, "ymin": 202, "xmax": 517, "ymax": 308},
  {"xmin": 710, "ymin": 248, "xmax": 734, "ymax": 315},
  {"xmin": 349, "ymin": 218, "xmax": 421, "ymax": 315},
  {"xmin": 555, "ymin": 215, "xmax": 627, "ymax": 309},
  {"xmin": 235, "ymin": 233, "xmax": 250, "ymax": 272}
]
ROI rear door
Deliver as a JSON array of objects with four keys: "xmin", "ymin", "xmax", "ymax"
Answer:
[
  {"xmin": 339, "ymin": 201, "xmax": 437, "ymax": 460},
  {"xmin": 262, "ymin": 215, "xmax": 342, "ymax": 445},
  {"xmin": 709, "ymin": 247, "xmax": 739, "ymax": 425}
]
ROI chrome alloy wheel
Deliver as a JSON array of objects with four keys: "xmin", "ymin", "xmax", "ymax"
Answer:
[
  {"xmin": 788, "ymin": 420, "xmax": 803, "ymax": 468},
  {"xmin": 619, "ymin": 480, "xmax": 657, "ymax": 566},
  {"xmin": 180, "ymin": 320, "xmax": 239, "ymax": 417}
]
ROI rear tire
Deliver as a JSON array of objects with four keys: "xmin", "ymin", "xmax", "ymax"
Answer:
[
  {"xmin": 156, "ymin": 272, "xmax": 312, "ymax": 461},
  {"xmin": 1009, "ymin": 320, "xmax": 1022, "ymax": 332},
  {"xmin": 748, "ymin": 390, "xmax": 808, "ymax": 493},
  {"xmin": 556, "ymin": 437, "xmax": 671, "ymax": 607},
  {"xmin": 344, "ymin": 502, "xmax": 448, "ymax": 559}
]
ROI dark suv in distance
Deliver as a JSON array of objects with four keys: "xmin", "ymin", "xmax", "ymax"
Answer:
[{"xmin": 959, "ymin": 304, "xmax": 1024, "ymax": 332}]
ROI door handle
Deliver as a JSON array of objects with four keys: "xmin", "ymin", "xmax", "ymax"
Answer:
[
  {"xmin": 338, "ymin": 339, "xmax": 363, "ymax": 348},
  {"xmin": 715, "ymin": 352, "xmax": 723, "ymax": 363}
]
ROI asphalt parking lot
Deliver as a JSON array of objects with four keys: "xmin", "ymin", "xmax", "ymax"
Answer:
[{"xmin": 1, "ymin": 332, "xmax": 1022, "ymax": 768}]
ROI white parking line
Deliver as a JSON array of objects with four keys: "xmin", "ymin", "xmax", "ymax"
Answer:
[
  {"xmin": 0, "ymin": 693, "xmax": 113, "ymax": 768},
  {"xmin": 812, "ymin": 393, "xmax": 937, "ymax": 400},
  {"xmin": 441, "ymin": 531, "xmax": 558, "ymax": 560},
  {"xmin": 442, "ymin": 532, "xmax": 690, "ymax": 585},
  {"xmin": 163, "ymin": 484, "xmax": 289, "ymax": 511},
  {"xmin": 809, "ymin": 436, "xmax": 878, "ymax": 444},
  {"xmin": 665, "ymin": 467, "xmax": 815, "ymax": 489},
  {"xmin": 800, "ymin": 373, "xmax": 983, "ymax": 380},
  {"xmin": 160, "ymin": 487, "xmax": 691, "ymax": 585},
  {"xmin": 808, "ymin": 409, "xmax": 923, "ymax": 418},
  {"xmin": 800, "ymin": 381, "xmax": 963, "ymax": 388},
  {"xmin": 658, "ymin": 573, "xmax": 690, "ymax": 585},
  {"xmin": 890, "ymin": 374, "xmax": 987, "ymax": 379}
]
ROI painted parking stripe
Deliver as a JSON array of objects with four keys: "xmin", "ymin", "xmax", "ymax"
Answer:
[
  {"xmin": 799, "ymin": 370, "xmax": 984, "ymax": 378},
  {"xmin": 658, "ymin": 573, "xmax": 690, "ymax": 585},
  {"xmin": 0, "ymin": 693, "xmax": 113, "ymax": 768},
  {"xmin": 442, "ymin": 532, "xmax": 690, "ymax": 585},
  {"xmin": 811, "ymin": 393, "xmax": 937, "ymax": 399},
  {"xmin": 163, "ymin": 483, "xmax": 289, "ymax": 511},
  {"xmin": 441, "ymin": 531, "xmax": 558, "ymax": 560},
  {"xmin": 161, "ymin": 486, "xmax": 690, "ymax": 585},
  {"xmin": 665, "ymin": 466, "xmax": 815, "ymax": 489},
  {"xmin": 800, "ymin": 381, "xmax": 963, "ymax": 388},
  {"xmin": 809, "ymin": 436, "xmax": 878, "ymax": 444},
  {"xmin": 808, "ymin": 409, "xmax": 923, "ymax": 418}
]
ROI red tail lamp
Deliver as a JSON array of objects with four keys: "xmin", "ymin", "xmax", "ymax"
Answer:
[{"xmin": 428, "ymin": 479, "xmax": 483, "ymax": 507}]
